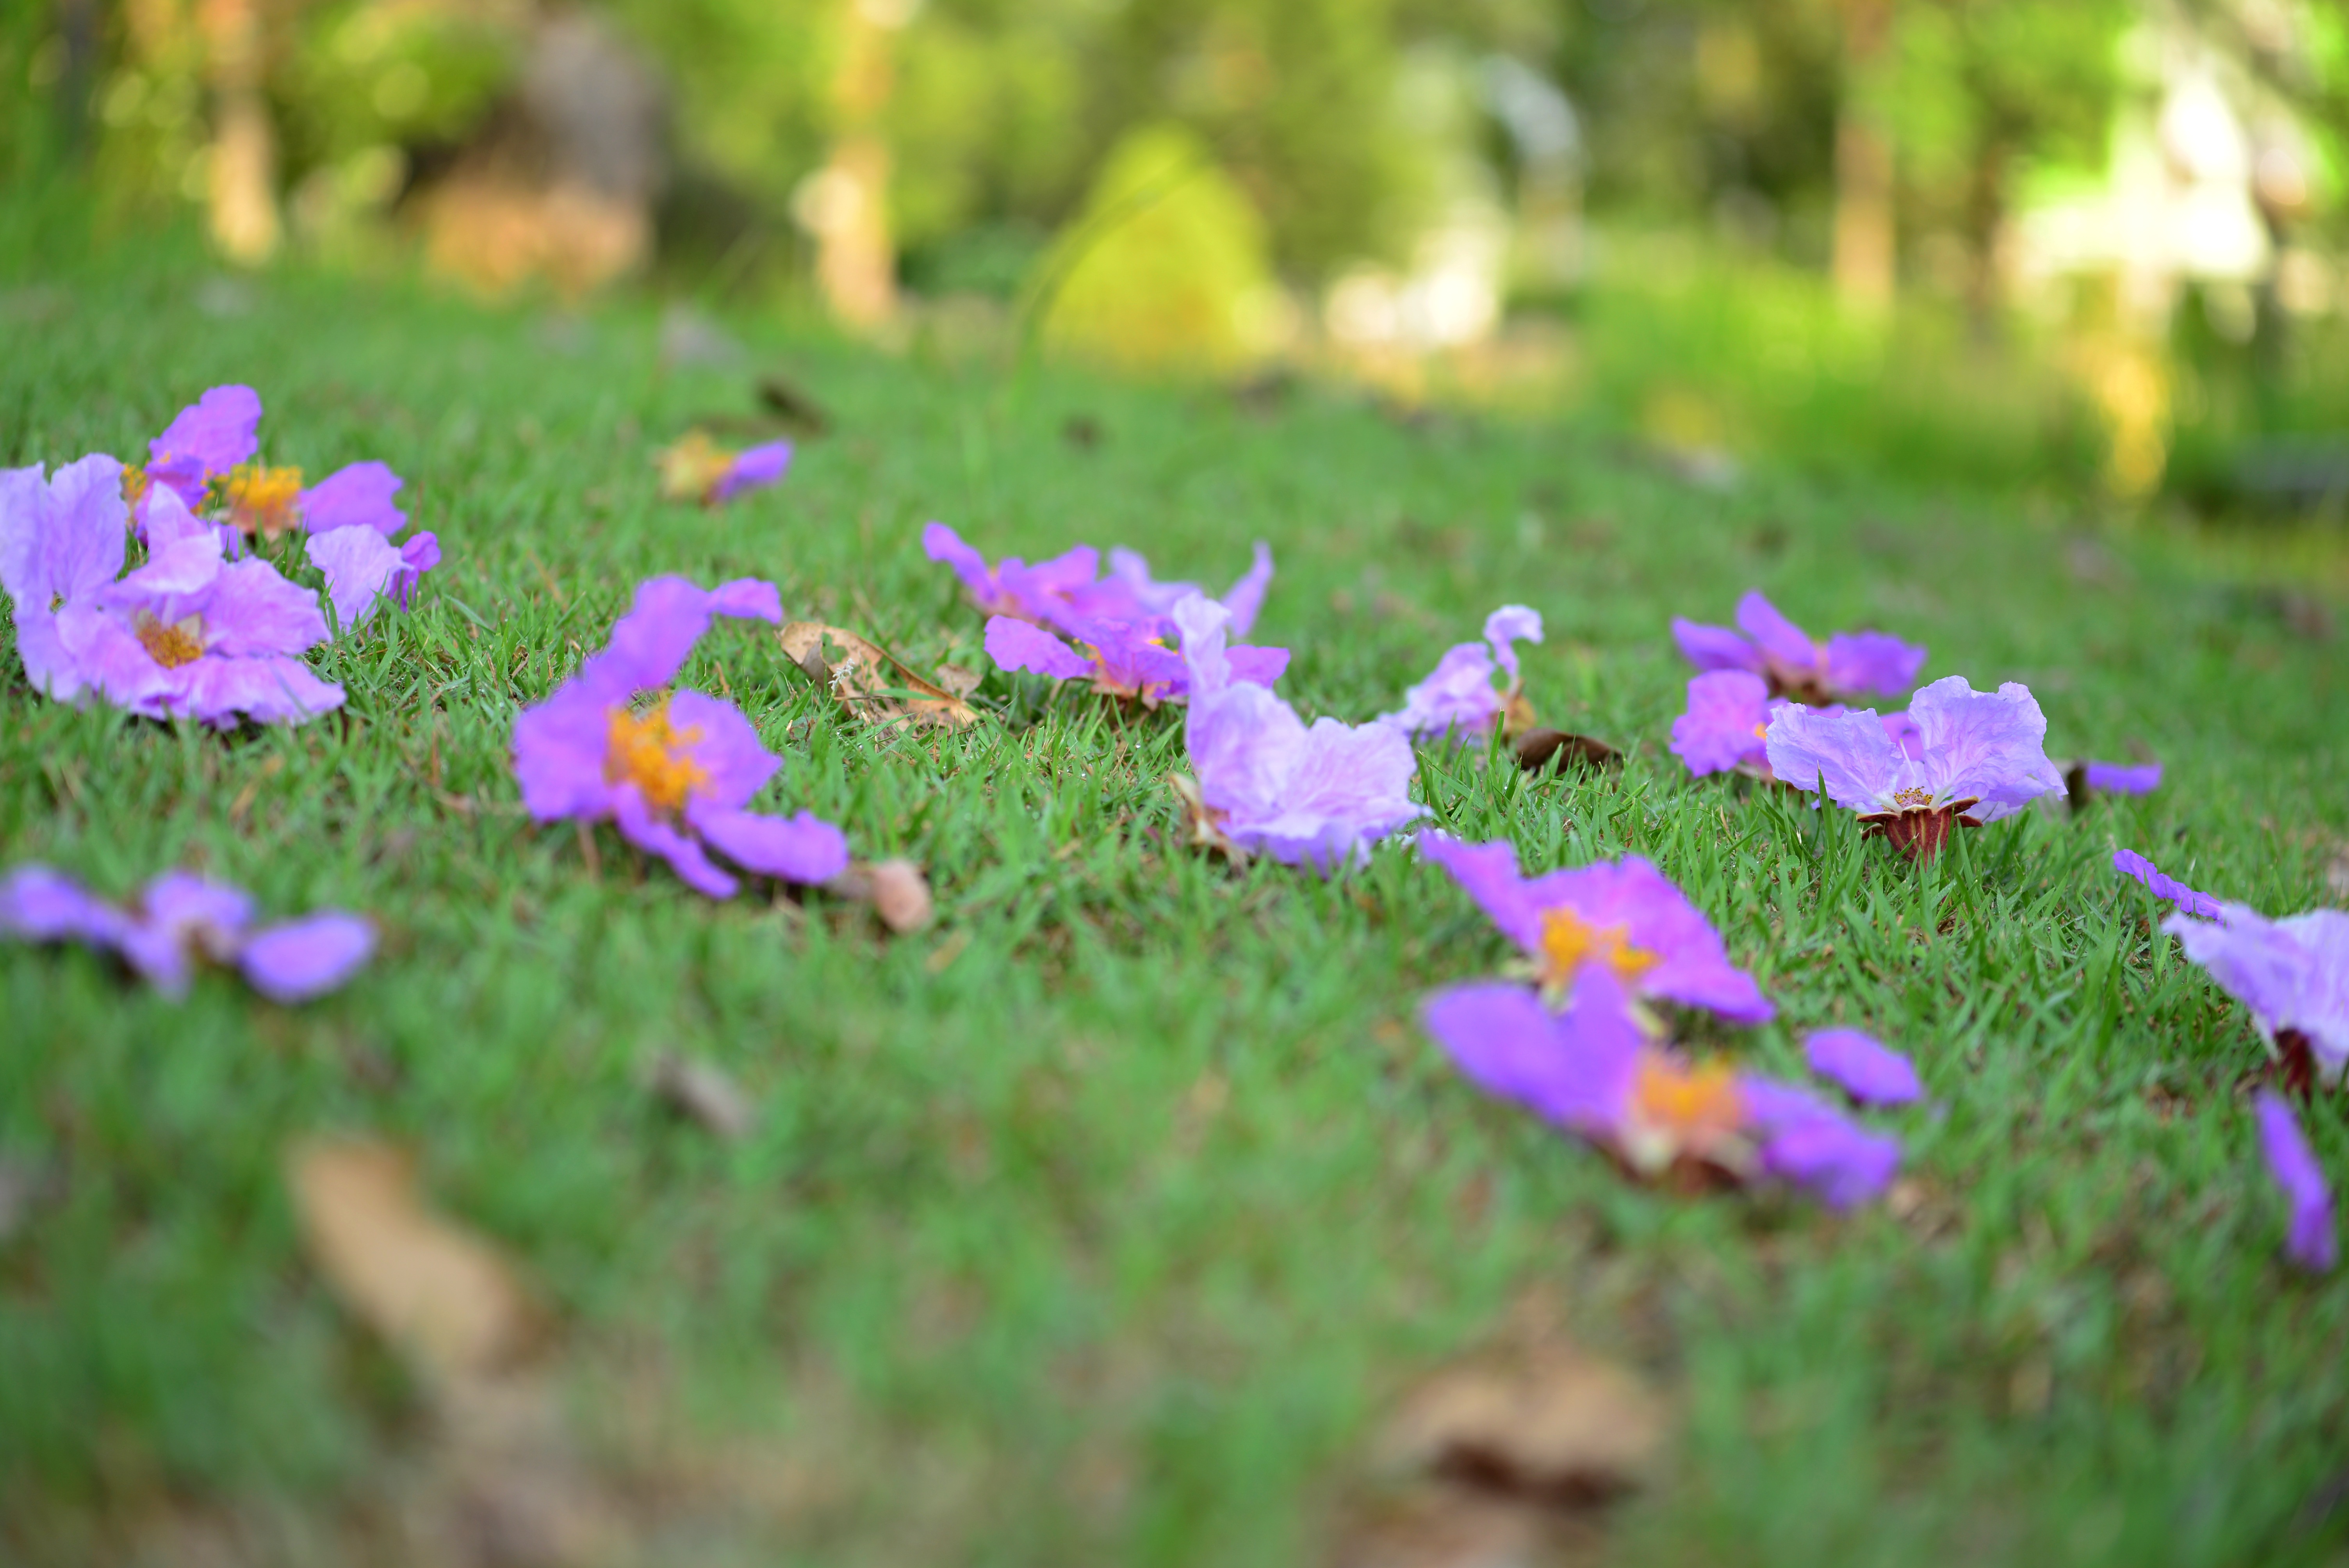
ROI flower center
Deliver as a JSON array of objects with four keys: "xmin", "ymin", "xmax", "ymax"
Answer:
[
  {"xmin": 1538, "ymin": 908, "xmax": 1661, "ymax": 986},
  {"xmin": 1629, "ymin": 1056, "xmax": 1745, "ymax": 1143},
  {"xmin": 134, "ymin": 613, "xmax": 206, "ymax": 668},
  {"xmin": 656, "ymin": 431, "xmax": 736, "ymax": 503},
  {"xmin": 605, "ymin": 699, "xmax": 709, "ymax": 815},
  {"xmin": 222, "ymin": 464, "xmax": 305, "ymax": 536},
  {"xmin": 1890, "ymin": 785, "xmax": 1935, "ymax": 809},
  {"xmin": 121, "ymin": 466, "xmax": 150, "ymax": 506}
]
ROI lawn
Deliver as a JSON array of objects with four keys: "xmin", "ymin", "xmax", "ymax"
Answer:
[{"xmin": 4, "ymin": 209, "xmax": 2347, "ymax": 1567}]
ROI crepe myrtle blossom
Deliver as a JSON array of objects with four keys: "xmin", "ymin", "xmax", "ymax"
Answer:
[
  {"xmin": 656, "ymin": 431, "xmax": 794, "ymax": 506},
  {"xmin": 0, "ymin": 863, "xmax": 373, "ymax": 1003},
  {"xmin": 1804, "ymin": 1028, "xmax": 1923, "ymax": 1107},
  {"xmin": 1764, "ymin": 675, "xmax": 2065, "ymax": 862},
  {"xmin": 1423, "ymin": 969, "xmax": 1898, "ymax": 1207},
  {"xmin": 512, "ymin": 576, "xmax": 849, "ymax": 898},
  {"xmin": 2113, "ymin": 849, "xmax": 2220, "ymax": 919},
  {"xmin": 983, "ymin": 613, "xmax": 1287, "ymax": 708},
  {"xmin": 1418, "ymin": 831, "xmax": 1773, "ymax": 1026},
  {"xmin": 2254, "ymin": 1090, "xmax": 2337, "ymax": 1273},
  {"xmin": 1673, "ymin": 589, "xmax": 1925, "ymax": 704},
  {"xmin": 1169, "ymin": 593, "xmax": 1421, "ymax": 870},
  {"xmin": 1670, "ymin": 671, "xmax": 1923, "ymax": 780},
  {"xmin": 1379, "ymin": 606, "xmax": 1542, "ymax": 742},
  {"xmin": 4, "ymin": 472, "xmax": 343, "ymax": 726},
  {"xmin": 925, "ymin": 522, "xmax": 1273, "ymax": 638},
  {"xmin": 2163, "ymin": 900, "xmax": 2349, "ymax": 1090},
  {"xmin": 118, "ymin": 384, "xmax": 442, "ymax": 624}
]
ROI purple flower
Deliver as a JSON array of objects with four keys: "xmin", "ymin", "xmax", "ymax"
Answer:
[
  {"xmin": 2, "ymin": 454, "xmax": 128, "ymax": 701},
  {"xmin": 2113, "ymin": 850, "xmax": 2220, "ymax": 918},
  {"xmin": 511, "ymin": 576, "xmax": 850, "ymax": 898},
  {"xmin": 1804, "ymin": 1028, "xmax": 1923, "ymax": 1106},
  {"xmin": 1673, "ymin": 590, "xmax": 1925, "ymax": 703},
  {"xmin": 1672, "ymin": 672, "xmax": 1920, "ymax": 781},
  {"xmin": 1380, "ymin": 605, "xmax": 1543, "ymax": 741},
  {"xmin": 1417, "ymin": 831, "xmax": 1773, "ymax": 1025},
  {"xmin": 1423, "ymin": 968, "xmax": 1893, "ymax": 1204},
  {"xmin": 926, "ymin": 523, "xmax": 1275, "ymax": 638},
  {"xmin": 2084, "ymin": 760, "xmax": 2161, "ymax": 795},
  {"xmin": 1171, "ymin": 593, "xmax": 1422, "ymax": 870},
  {"xmin": 1738, "ymin": 1078, "xmax": 1903, "ymax": 1210},
  {"xmin": 2254, "ymin": 1090, "xmax": 2337, "ymax": 1272},
  {"xmin": 984, "ymin": 613, "xmax": 1287, "ymax": 707},
  {"xmin": 710, "ymin": 440, "xmax": 793, "ymax": 503},
  {"xmin": 54, "ymin": 486, "xmax": 346, "ymax": 727},
  {"xmin": 1764, "ymin": 675, "xmax": 2065, "ymax": 862},
  {"xmin": 2162, "ymin": 901, "xmax": 2349, "ymax": 1085},
  {"xmin": 0, "ymin": 862, "xmax": 373, "ymax": 1002}
]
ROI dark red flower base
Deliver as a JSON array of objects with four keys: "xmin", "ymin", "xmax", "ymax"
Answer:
[{"xmin": 1856, "ymin": 804, "xmax": 1984, "ymax": 864}]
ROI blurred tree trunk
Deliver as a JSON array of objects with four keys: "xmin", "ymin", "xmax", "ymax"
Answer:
[
  {"xmin": 196, "ymin": 0, "xmax": 280, "ymax": 264},
  {"xmin": 1832, "ymin": 0, "xmax": 1894, "ymax": 310},
  {"xmin": 814, "ymin": 0, "xmax": 904, "ymax": 330},
  {"xmin": 1962, "ymin": 133, "xmax": 2009, "ymax": 337},
  {"xmin": 54, "ymin": 0, "xmax": 101, "ymax": 164}
]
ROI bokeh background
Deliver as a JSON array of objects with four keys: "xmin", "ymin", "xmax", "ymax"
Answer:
[{"xmin": 5, "ymin": 0, "xmax": 2349, "ymax": 511}]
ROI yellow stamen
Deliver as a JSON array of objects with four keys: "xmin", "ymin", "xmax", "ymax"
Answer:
[
  {"xmin": 1539, "ymin": 907, "xmax": 1661, "ymax": 987},
  {"xmin": 121, "ymin": 466, "xmax": 150, "ymax": 506},
  {"xmin": 1750, "ymin": 721, "xmax": 1768, "ymax": 739},
  {"xmin": 1629, "ymin": 1055, "xmax": 1745, "ymax": 1144},
  {"xmin": 1891, "ymin": 785, "xmax": 1934, "ymax": 809},
  {"xmin": 135, "ymin": 613, "xmax": 206, "ymax": 669},
  {"xmin": 605, "ymin": 699, "xmax": 709, "ymax": 815},
  {"xmin": 223, "ymin": 464, "xmax": 305, "ymax": 537}
]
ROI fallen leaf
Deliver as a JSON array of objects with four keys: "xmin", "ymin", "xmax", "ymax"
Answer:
[
  {"xmin": 827, "ymin": 857, "xmax": 936, "ymax": 933},
  {"xmin": 1514, "ymin": 729, "xmax": 1621, "ymax": 776},
  {"xmin": 932, "ymin": 662, "xmax": 982, "ymax": 700},
  {"xmin": 757, "ymin": 372, "xmax": 832, "ymax": 436},
  {"xmin": 779, "ymin": 622, "xmax": 980, "ymax": 731},
  {"xmin": 286, "ymin": 1138, "xmax": 542, "ymax": 1389},
  {"xmin": 645, "ymin": 1052, "xmax": 756, "ymax": 1141},
  {"xmin": 1380, "ymin": 1342, "xmax": 1665, "ymax": 1506}
]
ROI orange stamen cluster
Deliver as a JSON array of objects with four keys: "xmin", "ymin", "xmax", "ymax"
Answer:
[
  {"xmin": 135, "ymin": 613, "xmax": 206, "ymax": 669},
  {"xmin": 1539, "ymin": 907, "xmax": 1661, "ymax": 988},
  {"xmin": 655, "ymin": 431, "xmax": 736, "ymax": 504},
  {"xmin": 1628, "ymin": 1056, "xmax": 1745, "ymax": 1146},
  {"xmin": 121, "ymin": 467, "xmax": 151, "ymax": 507},
  {"xmin": 1890, "ymin": 785, "xmax": 1934, "ymax": 809},
  {"xmin": 605, "ymin": 700, "xmax": 709, "ymax": 815},
  {"xmin": 223, "ymin": 464, "xmax": 305, "ymax": 537}
]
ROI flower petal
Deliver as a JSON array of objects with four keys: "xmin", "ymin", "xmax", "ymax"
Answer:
[
  {"xmin": 299, "ymin": 461, "xmax": 406, "ymax": 537},
  {"xmin": 0, "ymin": 864, "xmax": 125, "ymax": 947},
  {"xmin": 985, "ymin": 615, "xmax": 1094, "ymax": 681},
  {"xmin": 307, "ymin": 524, "xmax": 405, "ymax": 631},
  {"xmin": 711, "ymin": 440, "xmax": 793, "ymax": 502},
  {"xmin": 2084, "ymin": 760, "xmax": 2161, "ymax": 795},
  {"xmin": 148, "ymin": 384, "xmax": 261, "ymax": 503},
  {"xmin": 1909, "ymin": 677, "xmax": 2064, "ymax": 821},
  {"xmin": 1821, "ymin": 629, "xmax": 1926, "ymax": 697},
  {"xmin": 613, "ymin": 789, "xmax": 738, "ymax": 898},
  {"xmin": 1764, "ymin": 704, "xmax": 1902, "ymax": 812},
  {"xmin": 239, "ymin": 913, "xmax": 375, "ymax": 1003},
  {"xmin": 1670, "ymin": 670, "xmax": 1771, "ymax": 777},
  {"xmin": 2255, "ymin": 1090, "xmax": 2337, "ymax": 1272},
  {"xmin": 1221, "ymin": 541, "xmax": 1275, "ymax": 638},
  {"xmin": 686, "ymin": 803, "xmax": 851, "ymax": 885},
  {"xmin": 667, "ymin": 689, "xmax": 781, "ymax": 813},
  {"xmin": 1803, "ymin": 1028, "xmax": 1923, "ymax": 1105},
  {"xmin": 1734, "ymin": 591, "xmax": 1818, "ymax": 671},
  {"xmin": 1670, "ymin": 617, "xmax": 1762, "ymax": 674}
]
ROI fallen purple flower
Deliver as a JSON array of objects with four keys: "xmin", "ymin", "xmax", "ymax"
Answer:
[
  {"xmin": 1418, "ymin": 831, "xmax": 1773, "ymax": 1025},
  {"xmin": 1672, "ymin": 589, "xmax": 1925, "ymax": 704},
  {"xmin": 2084, "ymin": 760, "xmax": 2161, "ymax": 795},
  {"xmin": 2113, "ymin": 849, "xmax": 2221, "ymax": 918},
  {"xmin": 512, "ymin": 576, "xmax": 850, "ymax": 898},
  {"xmin": 1381, "ymin": 605, "xmax": 1543, "ymax": 741},
  {"xmin": 1764, "ymin": 675, "xmax": 2065, "ymax": 862},
  {"xmin": 140, "ymin": 383, "xmax": 261, "ymax": 512},
  {"xmin": 1422, "ymin": 968, "xmax": 1894, "ymax": 1205},
  {"xmin": 1171, "ymin": 593, "xmax": 1421, "ymax": 870},
  {"xmin": 710, "ymin": 440, "xmax": 793, "ymax": 503},
  {"xmin": 1672, "ymin": 672, "xmax": 1920, "ymax": 781},
  {"xmin": 1804, "ymin": 1028, "xmax": 1923, "ymax": 1106},
  {"xmin": 2254, "ymin": 1089, "xmax": 2337, "ymax": 1272},
  {"xmin": 2162, "ymin": 900, "xmax": 2349, "ymax": 1086},
  {"xmin": 926, "ymin": 522, "xmax": 1274, "ymax": 637},
  {"xmin": 984, "ymin": 612, "xmax": 1285, "ymax": 707},
  {"xmin": 0, "ymin": 863, "xmax": 372, "ymax": 1002}
]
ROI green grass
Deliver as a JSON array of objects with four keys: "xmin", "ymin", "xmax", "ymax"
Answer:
[{"xmin": 3, "ymin": 211, "xmax": 2347, "ymax": 1566}]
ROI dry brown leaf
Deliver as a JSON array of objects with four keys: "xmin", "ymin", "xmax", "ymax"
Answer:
[
  {"xmin": 646, "ymin": 1052, "xmax": 756, "ymax": 1141},
  {"xmin": 286, "ymin": 1138, "xmax": 542, "ymax": 1389},
  {"xmin": 827, "ymin": 857, "xmax": 936, "ymax": 933},
  {"xmin": 1380, "ymin": 1343, "xmax": 1665, "ymax": 1506},
  {"xmin": 779, "ymin": 621, "xmax": 979, "ymax": 731},
  {"xmin": 1513, "ymin": 729, "xmax": 1622, "ymax": 777}
]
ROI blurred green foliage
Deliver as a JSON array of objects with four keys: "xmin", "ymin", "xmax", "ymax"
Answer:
[
  {"xmin": 277, "ymin": 2, "xmax": 519, "ymax": 171},
  {"xmin": 1037, "ymin": 123, "xmax": 1280, "ymax": 374}
]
